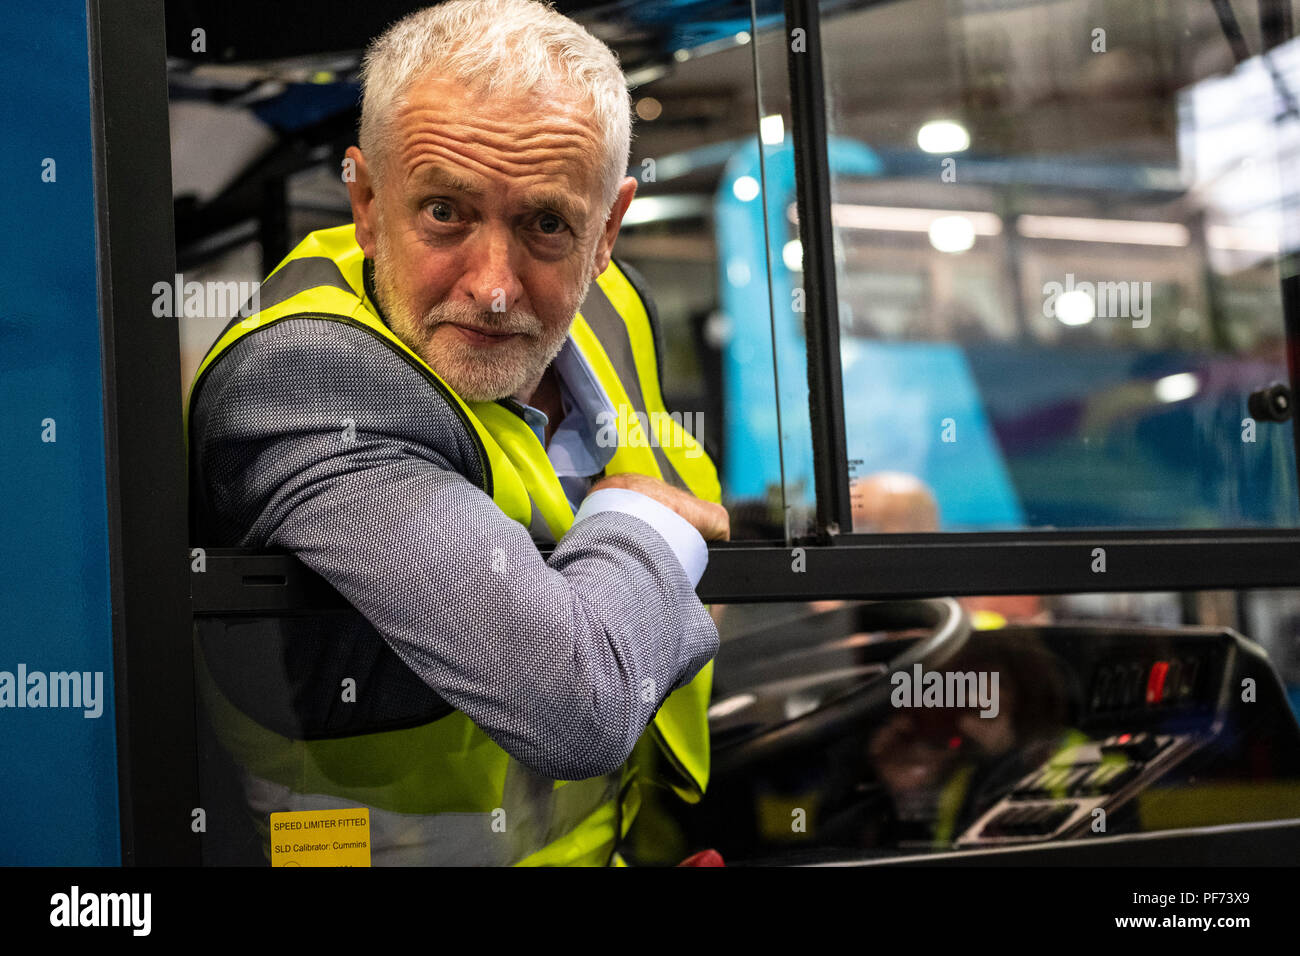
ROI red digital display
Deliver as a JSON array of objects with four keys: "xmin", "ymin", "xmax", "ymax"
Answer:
[{"xmin": 1146, "ymin": 661, "xmax": 1170, "ymax": 705}]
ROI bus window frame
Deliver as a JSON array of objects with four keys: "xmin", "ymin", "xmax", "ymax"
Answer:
[{"xmin": 92, "ymin": 0, "xmax": 202, "ymax": 865}]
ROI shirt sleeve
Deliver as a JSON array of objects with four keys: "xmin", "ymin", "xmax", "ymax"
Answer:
[
  {"xmin": 572, "ymin": 487, "xmax": 709, "ymax": 588},
  {"xmin": 190, "ymin": 318, "xmax": 719, "ymax": 781}
]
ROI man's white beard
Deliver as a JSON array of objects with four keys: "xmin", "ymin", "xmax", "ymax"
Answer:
[{"xmin": 371, "ymin": 231, "xmax": 586, "ymax": 402}]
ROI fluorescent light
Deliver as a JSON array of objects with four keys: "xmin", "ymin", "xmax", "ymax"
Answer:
[
  {"xmin": 917, "ymin": 120, "xmax": 970, "ymax": 154},
  {"xmin": 1206, "ymin": 224, "xmax": 1278, "ymax": 253},
  {"xmin": 826, "ymin": 203, "xmax": 1003, "ymax": 236},
  {"xmin": 928, "ymin": 215, "xmax": 976, "ymax": 253},
  {"xmin": 1018, "ymin": 215, "xmax": 1190, "ymax": 247},
  {"xmin": 823, "ymin": 205, "xmax": 1189, "ymax": 248},
  {"xmin": 621, "ymin": 195, "xmax": 709, "ymax": 226},
  {"xmin": 760, "ymin": 114, "xmax": 785, "ymax": 145}
]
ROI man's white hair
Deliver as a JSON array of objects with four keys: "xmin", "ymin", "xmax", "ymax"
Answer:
[{"xmin": 358, "ymin": 0, "xmax": 632, "ymax": 213}]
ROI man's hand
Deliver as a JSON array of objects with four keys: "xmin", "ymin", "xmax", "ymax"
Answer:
[{"xmin": 588, "ymin": 472, "xmax": 730, "ymax": 541}]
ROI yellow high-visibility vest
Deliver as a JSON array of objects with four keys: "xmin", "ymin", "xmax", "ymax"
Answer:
[{"xmin": 186, "ymin": 225, "xmax": 720, "ymax": 865}]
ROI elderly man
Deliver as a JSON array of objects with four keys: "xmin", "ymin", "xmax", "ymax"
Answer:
[{"xmin": 187, "ymin": 0, "xmax": 728, "ymax": 866}]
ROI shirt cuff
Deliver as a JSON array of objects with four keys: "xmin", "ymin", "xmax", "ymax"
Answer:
[{"xmin": 572, "ymin": 487, "xmax": 709, "ymax": 588}]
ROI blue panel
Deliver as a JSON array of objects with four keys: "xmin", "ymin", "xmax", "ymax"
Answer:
[
  {"xmin": 839, "ymin": 341, "xmax": 1024, "ymax": 529},
  {"xmin": 0, "ymin": 1, "xmax": 120, "ymax": 863}
]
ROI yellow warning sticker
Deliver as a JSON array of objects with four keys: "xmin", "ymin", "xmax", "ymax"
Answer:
[{"xmin": 270, "ymin": 808, "xmax": 371, "ymax": 867}]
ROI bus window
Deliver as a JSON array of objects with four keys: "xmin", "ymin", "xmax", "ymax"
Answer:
[{"xmin": 725, "ymin": 0, "xmax": 1300, "ymax": 534}]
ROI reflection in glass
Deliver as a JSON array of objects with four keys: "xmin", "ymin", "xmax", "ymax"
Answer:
[{"xmin": 748, "ymin": 0, "xmax": 1300, "ymax": 532}]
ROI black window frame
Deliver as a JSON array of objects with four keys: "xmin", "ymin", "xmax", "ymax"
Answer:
[{"xmin": 92, "ymin": 0, "xmax": 201, "ymax": 865}]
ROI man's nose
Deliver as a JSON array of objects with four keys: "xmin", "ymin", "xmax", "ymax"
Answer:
[{"xmin": 462, "ymin": 225, "xmax": 524, "ymax": 316}]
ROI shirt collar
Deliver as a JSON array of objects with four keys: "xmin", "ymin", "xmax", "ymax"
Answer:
[{"xmin": 518, "ymin": 335, "xmax": 618, "ymax": 478}]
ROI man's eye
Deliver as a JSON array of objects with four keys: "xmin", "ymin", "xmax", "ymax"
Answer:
[
  {"xmin": 427, "ymin": 202, "xmax": 456, "ymax": 223},
  {"xmin": 536, "ymin": 214, "xmax": 568, "ymax": 235}
]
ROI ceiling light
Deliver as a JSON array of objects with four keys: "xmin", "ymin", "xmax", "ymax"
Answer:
[{"xmin": 917, "ymin": 120, "xmax": 970, "ymax": 154}]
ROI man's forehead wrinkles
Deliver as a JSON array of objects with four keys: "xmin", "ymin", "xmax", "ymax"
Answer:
[
  {"xmin": 400, "ymin": 140, "xmax": 595, "ymax": 211},
  {"xmin": 398, "ymin": 117, "xmax": 597, "ymax": 156},
  {"xmin": 402, "ymin": 145, "xmax": 589, "ymax": 188},
  {"xmin": 397, "ymin": 107, "xmax": 517, "ymax": 138}
]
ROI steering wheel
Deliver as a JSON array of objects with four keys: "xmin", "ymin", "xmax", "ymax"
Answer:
[{"xmin": 710, "ymin": 598, "xmax": 972, "ymax": 779}]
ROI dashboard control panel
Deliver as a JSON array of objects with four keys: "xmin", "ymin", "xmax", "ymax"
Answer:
[
  {"xmin": 960, "ymin": 732, "xmax": 1196, "ymax": 845},
  {"xmin": 956, "ymin": 633, "xmax": 1236, "ymax": 847}
]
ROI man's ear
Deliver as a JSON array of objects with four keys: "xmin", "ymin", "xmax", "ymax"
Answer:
[
  {"xmin": 591, "ymin": 176, "xmax": 637, "ymax": 278},
  {"xmin": 345, "ymin": 146, "xmax": 379, "ymax": 258}
]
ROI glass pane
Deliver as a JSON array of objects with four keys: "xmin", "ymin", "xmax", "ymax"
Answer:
[
  {"xmin": 581, "ymin": 0, "xmax": 792, "ymax": 539},
  {"xmin": 804, "ymin": 0, "xmax": 1300, "ymax": 533},
  {"xmin": 710, "ymin": 0, "xmax": 822, "ymax": 541},
  {"xmin": 173, "ymin": 2, "xmax": 794, "ymax": 542},
  {"xmin": 692, "ymin": 586, "xmax": 1300, "ymax": 862}
]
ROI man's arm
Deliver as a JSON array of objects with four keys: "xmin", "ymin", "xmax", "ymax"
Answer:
[{"xmin": 190, "ymin": 316, "xmax": 718, "ymax": 780}]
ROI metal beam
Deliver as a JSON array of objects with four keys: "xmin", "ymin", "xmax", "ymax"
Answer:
[
  {"xmin": 192, "ymin": 534, "xmax": 1300, "ymax": 615},
  {"xmin": 90, "ymin": 0, "xmax": 201, "ymax": 865},
  {"xmin": 784, "ymin": 0, "xmax": 853, "ymax": 537}
]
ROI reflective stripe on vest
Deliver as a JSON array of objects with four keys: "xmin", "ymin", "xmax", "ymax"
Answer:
[{"xmin": 189, "ymin": 225, "xmax": 720, "ymax": 863}]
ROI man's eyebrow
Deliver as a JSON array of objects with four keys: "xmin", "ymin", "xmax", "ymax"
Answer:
[
  {"xmin": 520, "ymin": 189, "xmax": 587, "ymax": 225},
  {"xmin": 408, "ymin": 164, "xmax": 486, "ymax": 196}
]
